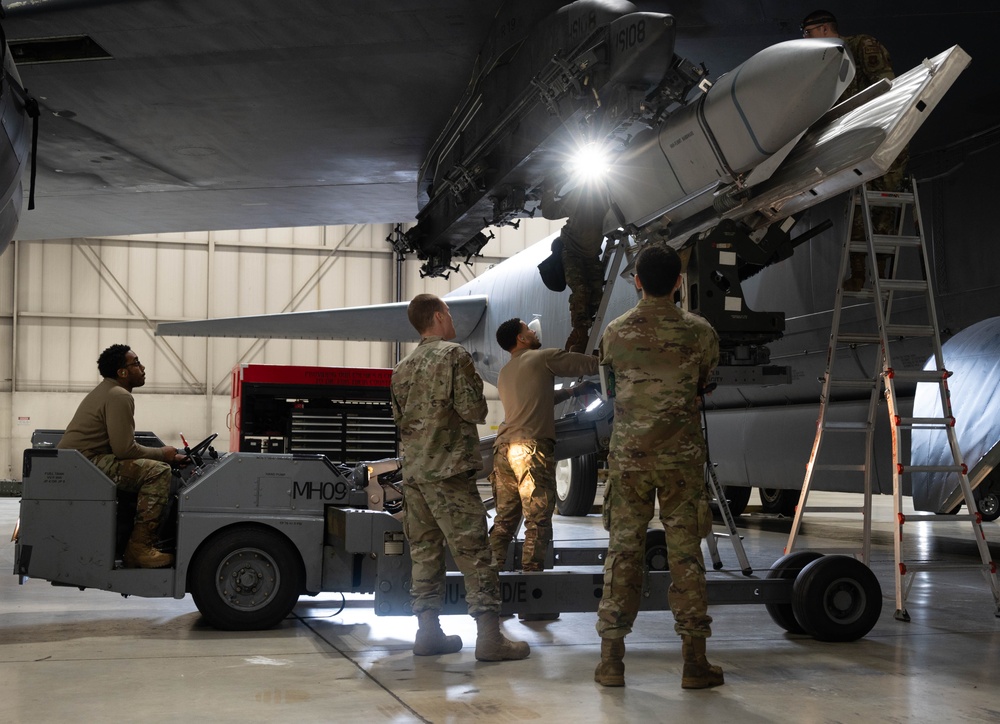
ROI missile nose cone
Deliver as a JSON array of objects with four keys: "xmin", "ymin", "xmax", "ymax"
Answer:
[{"xmin": 706, "ymin": 38, "xmax": 855, "ymax": 166}]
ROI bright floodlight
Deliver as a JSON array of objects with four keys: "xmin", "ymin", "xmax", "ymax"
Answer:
[{"xmin": 569, "ymin": 142, "xmax": 610, "ymax": 181}]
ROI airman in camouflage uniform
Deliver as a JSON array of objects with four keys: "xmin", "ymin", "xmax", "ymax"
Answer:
[
  {"xmin": 541, "ymin": 178, "xmax": 610, "ymax": 353},
  {"xmin": 594, "ymin": 244, "xmax": 724, "ymax": 689},
  {"xmin": 57, "ymin": 344, "xmax": 187, "ymax": 569},
  {"xmin": 802, "ymin": 10, "xmax": 908, "ymax": 289},
  {"xmin": 391, "ymin": 293, "xmax": 529, "ymax": 661},
  {"xmin": 490, "ymin": 318, "xmax": 599, "ymax": 580}
]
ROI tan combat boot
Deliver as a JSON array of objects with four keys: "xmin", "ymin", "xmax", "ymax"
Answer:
[
  {"xmin": 594, "ymin": 637, "xmax": 625, "ymax": 687},
  {"xmin": 123, "ymin": 520, "xmax": 174, "ymax": 569},
  {"xmin": 413, "ymin": 610, "xmax": 463, "ymax": 656},
  {"xmin": 474, "ymin": 611, "xmax": 530, "ymax": 661},
  {"xmin": 681, "ymin": 635, "xmax": 724, "ymax": 689}
]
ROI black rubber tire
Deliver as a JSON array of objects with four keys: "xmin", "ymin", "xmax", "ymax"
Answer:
[
  {"xmin": 759, "ymin": 488, "xmax": 798, "ymax": 517},
  {"xmin": 977, "ymin": 487, "xmax": 1000, "ymax": 522},
  {"xmin": 791, "ymin": 555, "xmax": 882, "ymax": 642},
  {"xmin": 555, "ymin": 453, "xmax": 598, "ymax": 517},
  {"xmin": 764, "ymin": 550, "xmax": 824, "ymax": 634},
  {"xmin": 715, "ymin": 485, "xmax": 751, "ymax": 518},
  {"xmin": 644, "ymin": 528, "xmax": 669, "ymax": 571},
  {"xmin": 189, "ymin": 526, "xmax": 304, "ymax": 631}
]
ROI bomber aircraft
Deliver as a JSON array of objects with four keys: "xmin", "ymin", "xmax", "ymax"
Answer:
[{"xmin": 3, "ymin": 2, "xmax": 999, "ymax": 520}]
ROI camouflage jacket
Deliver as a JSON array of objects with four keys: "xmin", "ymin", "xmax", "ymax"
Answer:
[
  {"xmin": 599, "ymin": 295, "xmax": 719, "ymax": 471},
  {"xmin": 391, "ymin": 336, "xmax": 488, "ymax": 484},
  {"xmin": 842, "ymin": 34, "xmax": 894, "ymax": 101}
]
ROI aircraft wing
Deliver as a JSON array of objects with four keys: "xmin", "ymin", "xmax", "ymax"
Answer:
[{"xmin": 156, "ymin": 295, "xmax": 488, "ymax": 344}]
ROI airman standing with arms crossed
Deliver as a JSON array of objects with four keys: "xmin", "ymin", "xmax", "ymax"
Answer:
[
  {"xmin": 391, "ymin": 293, "xmax": 529, "ymax": 661},
  {"xmin": 490, "ymin": 318, "xmax": 598, "ymax": 590},
  {"xmin": 594, "ymin": 245, "xmax": 723, "ymax": 689}
]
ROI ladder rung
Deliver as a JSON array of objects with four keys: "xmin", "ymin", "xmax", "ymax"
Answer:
[
  {"xmin": 901, "ymin": 562, "xmax": 994, "ymax": 574},
  {"xmin": 838, "ymin": 334, "xmax": 881, "ymax": 345},
  {"xmin": 847, "ymin": 236, "xmax": 922, "ymax": 252},
  {"xmin": 871, "ymin": 234, "xmax": 922, "ymax": 248},
  {"xmin": 822, "ymin": 421, "xmax": 870, "ymax": 431},
  {"xmin": 827, "ymin": 379, "xmax": 877, "ymax": 389},
  {"xmin": 899, "ymin": 465, "xmax": 965, "ymax": 474},
  {"xmin": 900, "ymin": 513, "xmax": 983, "ymax": 524},
  {"xmin": 877, "ymin": 280, "xmax": 929, "ymax": 293},
  {"xmin": 861, "ymin": 189, "xmax": 914, "ymax": 205},
  {"xmin": 894, "ymin": 416, "xmax": 952, "ymax": 428},
  {"xmin": 884, "ymin": 324, "xmax": 935, "ymax": 337},
  {"xmin": 887, "ymin": 369, "xmax": 950, "ymax": 383},
  {"xmin": 796, "ymin": 506, "xmax": 866, "ymax": 514},
  {"xmin": 813, "ymin": 464, "xmax": 867, "ymax": 472}
]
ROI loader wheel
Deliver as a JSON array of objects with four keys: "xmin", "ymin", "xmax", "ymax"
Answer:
[
  {"xmin": 189, "ymin": 526, "xmax": 303, "ymax": 631},
  {"xmin": 712, "ymin": 485, "xmax": 751, "ymax": 519},
  {"xmin": 555, "ymin": 453, "xmax": 598, "ymax": 516},
  {"xmin": 759, "ymin": 488, "xmax": 798, "ymax": 517},
  {"xmin": 764, "ymin": 550, "xmax": 824, "ymax": 634},
  {"xmin": 791, "ymin": 555, "xmax": 882, "ymax": 642}
]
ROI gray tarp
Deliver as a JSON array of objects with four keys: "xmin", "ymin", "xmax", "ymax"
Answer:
[{"xmin": 911, "ymin": 316, "xmax": 1000, "ymax": 512}]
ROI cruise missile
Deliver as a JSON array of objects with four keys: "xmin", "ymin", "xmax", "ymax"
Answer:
[{"xmin": 602, "ymin": 38, "xmax": 853, "ymax": 236}]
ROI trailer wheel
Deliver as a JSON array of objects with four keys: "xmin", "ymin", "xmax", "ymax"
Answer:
[
  {"xmin": 555, "ymin": 453, "xmax": 598, "ymax": 516},
  {"xmin": 644, "ymin": 528, "xmax": 669, "ymax": 571},
  {"xmin": 189, "ymin": 526, "xmax": 304, "ymax": 631},
  {"xmin": 764, "ymin": 550, "xmax": 824, "ymax": 634},
  {"xmin": 791, "ymin": 555, "xmax": 882, "ymax": 642}
]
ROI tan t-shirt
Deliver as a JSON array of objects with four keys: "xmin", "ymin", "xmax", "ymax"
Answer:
[
  {"xmin": 57, "ymin": 377, "xmax": 165, "ymax": 461},
  {"xmin": 496, "ymin": 348, "xmax": 597, "ymax": 444}
]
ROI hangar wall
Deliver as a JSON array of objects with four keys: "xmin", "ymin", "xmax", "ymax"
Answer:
[{"xmin": 0, "ymin": 218, "xmax": 563, "ymax": 480}]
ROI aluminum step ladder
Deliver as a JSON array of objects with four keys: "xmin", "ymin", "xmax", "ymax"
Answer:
[
  {"xmin": 788, "ymin": 181, "xmax": 1000, "ymax": 619},
  {"xmin": 701, "ymin": 398, "xmax": 753, "ymax": 575}
]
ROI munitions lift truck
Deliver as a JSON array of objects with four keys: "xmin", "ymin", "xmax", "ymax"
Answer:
[{"xmin": 13, "ymin": 417, "xmax": 882, "ymax": 642}]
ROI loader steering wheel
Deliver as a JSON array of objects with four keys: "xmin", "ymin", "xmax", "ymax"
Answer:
[{"xmin": 186, "ymin": 433, "xmax": 218, "ymax": 466}]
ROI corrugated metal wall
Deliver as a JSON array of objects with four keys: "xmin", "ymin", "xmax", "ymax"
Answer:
[{"xmin": 1, "ymin": 218, "xmax": 563, "ymax": 479}]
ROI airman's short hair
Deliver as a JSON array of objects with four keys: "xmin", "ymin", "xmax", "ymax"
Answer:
[
  {"xmin": 496, "ymin": 317, "xmax": 523, "ymax": 352},
  {"xmin": 635, "ymin": 244, "xmax": 682, "ymax": 297},
  {"xmin": 407, "ymin": 293, "xmax": 446, "ymax": 334},
  {"xmin": 97, "ymin": 344, "xmax": 132, "ymax": 378}
]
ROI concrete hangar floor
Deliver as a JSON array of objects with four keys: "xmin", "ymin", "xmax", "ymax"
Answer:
[{"xmin": 1, "ymin": 490, "xmax": 998, "ymax": 723}]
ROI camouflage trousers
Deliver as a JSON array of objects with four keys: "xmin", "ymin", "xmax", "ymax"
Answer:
[
  {"xmin": 561, "ymin": 246, "xmax": 605, "ymax": 332},
  {"xmin": 402, "ymin": 472, "xmax": 501, "ymax": 617},
  {"xmin": 489, "ymin": 439, "xmax": 556, "ymax": 572},
  {"xmin": 596, "ymin": 465, "xmax": 714, "ymax": 639},
  {"xmin": 88, "ymin": 454, "xmax": 172, "ymax": 527}
]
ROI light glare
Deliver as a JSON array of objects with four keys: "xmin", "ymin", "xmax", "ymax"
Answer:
[{"xmin": 569, "ymin": 142, "xmax": 610, "ymax": 181}]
